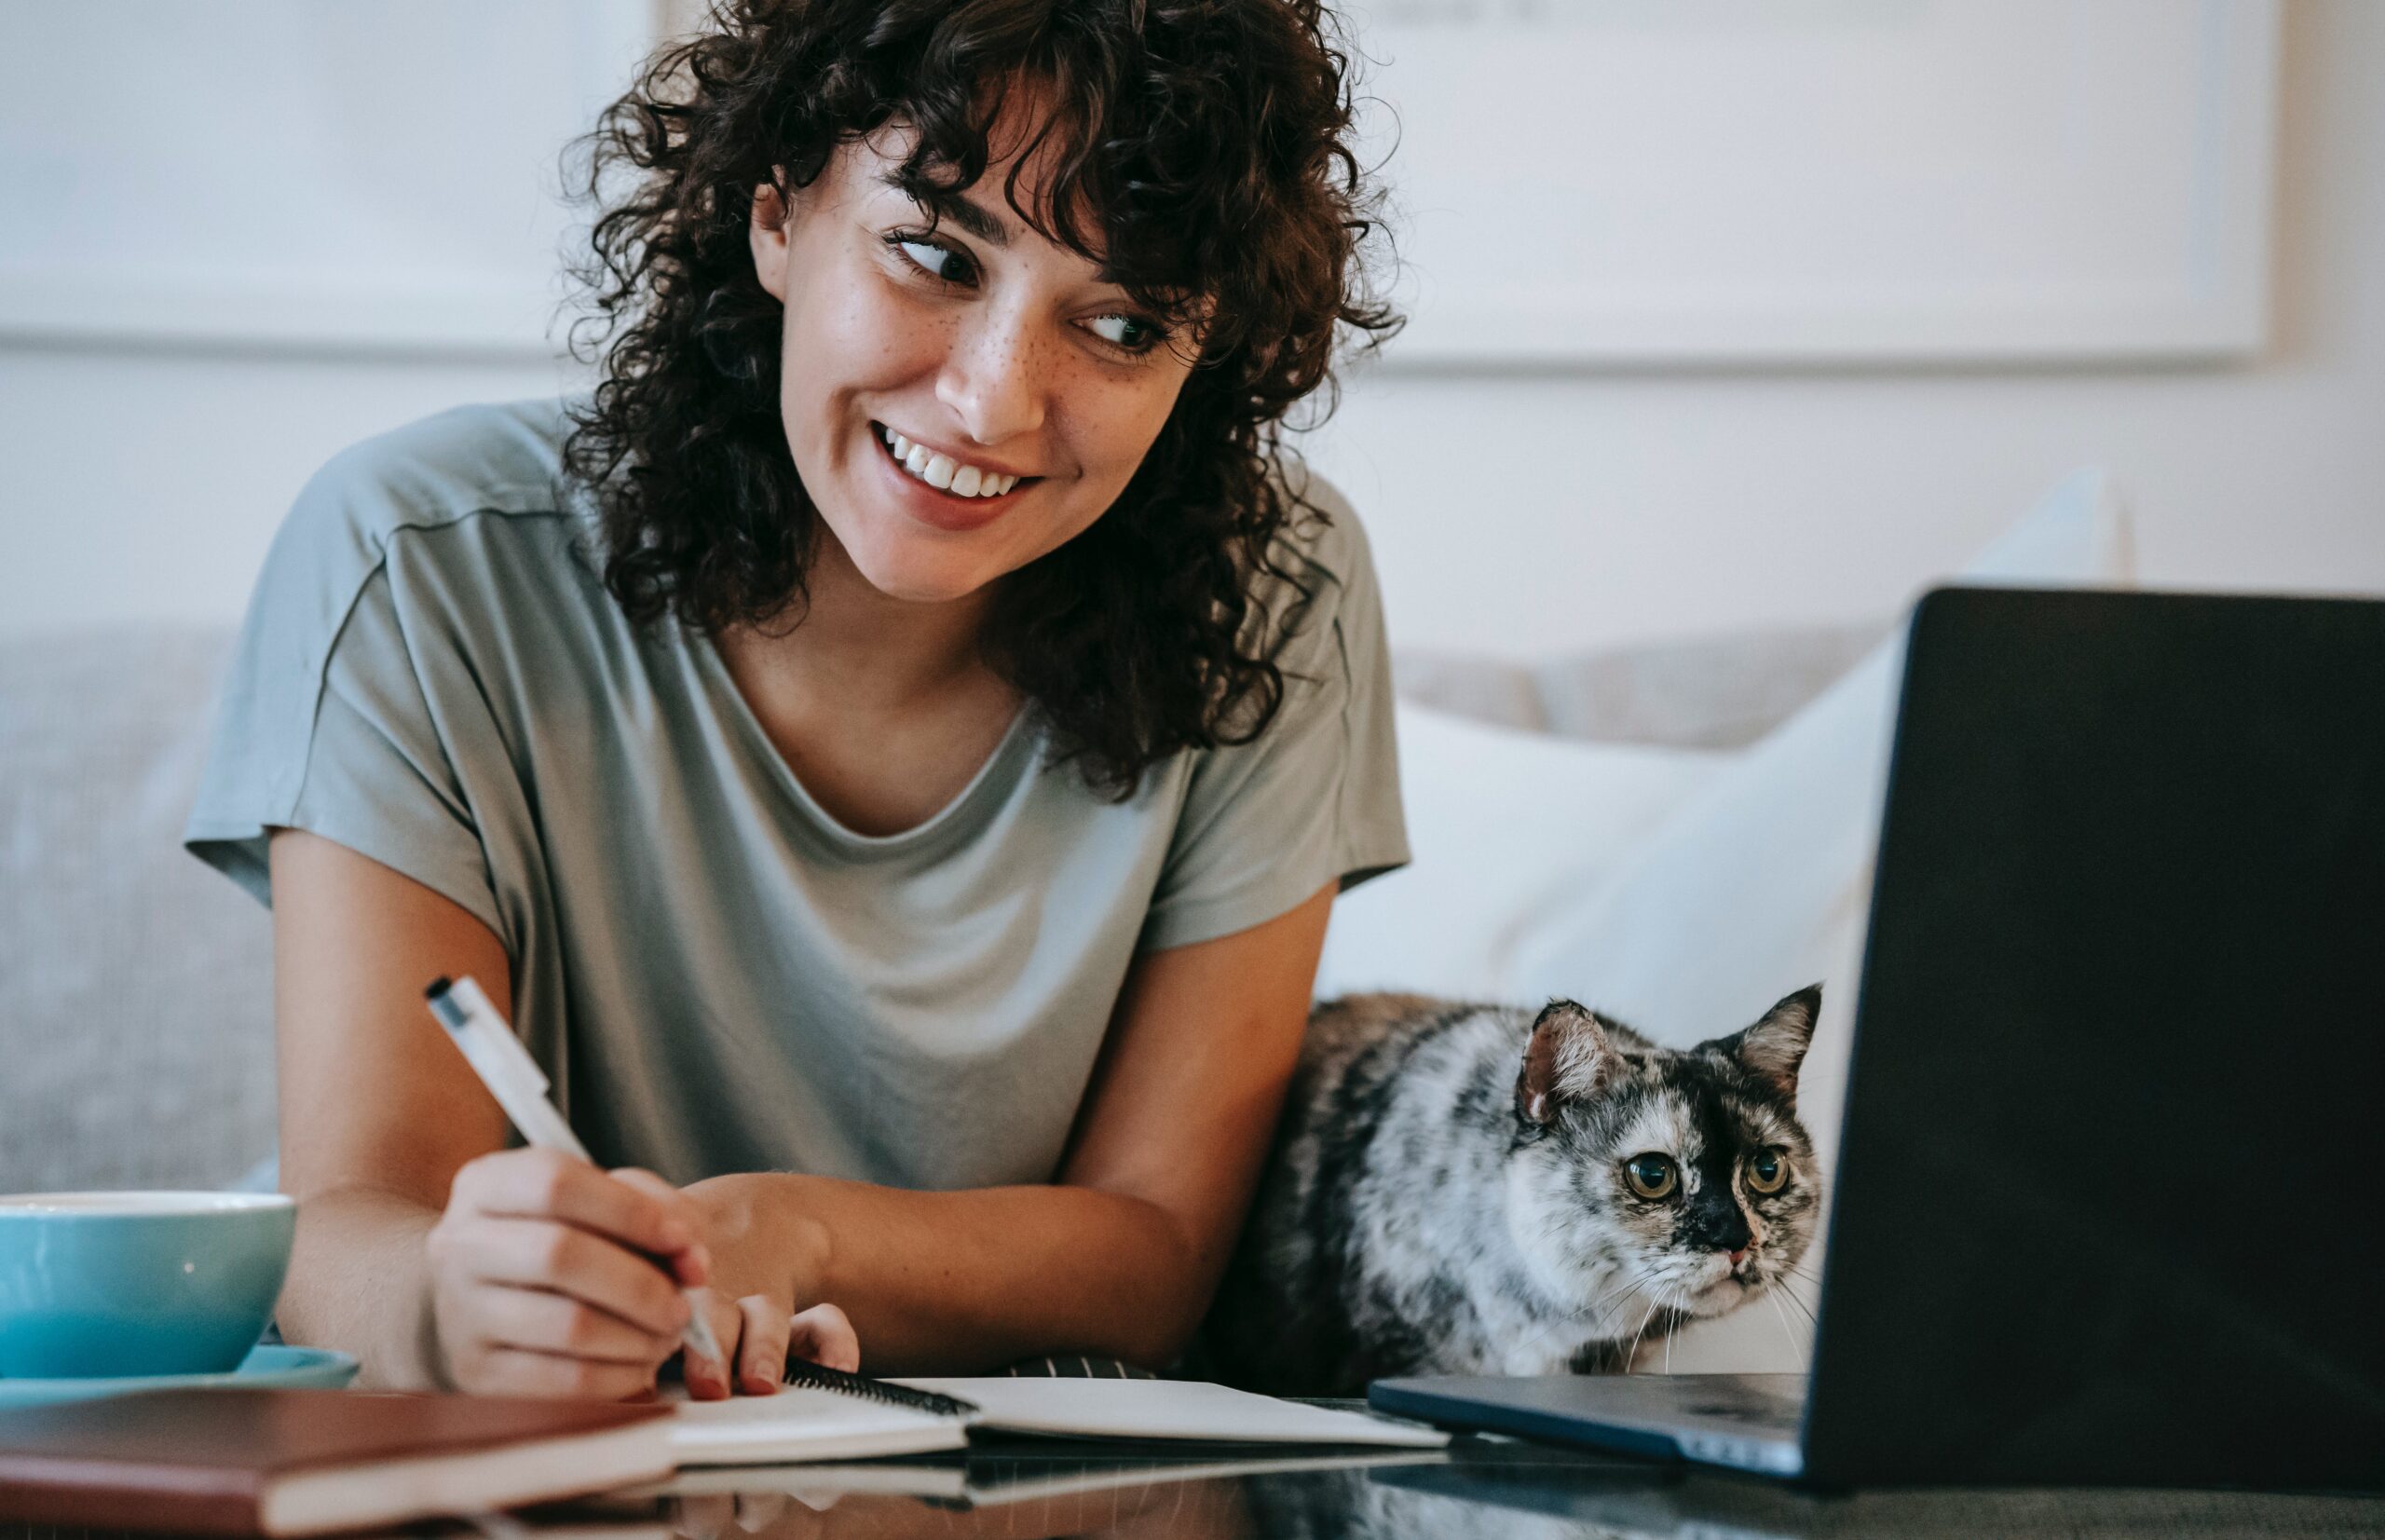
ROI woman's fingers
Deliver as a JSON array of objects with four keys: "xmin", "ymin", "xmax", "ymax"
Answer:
[
  {"xmin": 441, "ymin": 1215, "xmax": 692, "ymax": 1338},
  {"xmin": 671, "ymin": 1492, "xmax": 735, "ymax": 1540},
  {"xmin": 732, "ymin": 1492, "xmax": 791, "ymax": 1533},
  {"xmin": 453, "ymin": 1151, "xmax": 710, "ymax": 1281},
  {"xmin": 786, "ymin": 1302, "xmax": 861, "ymax": 1374},
  {"xmin": 471, "ymin": 1344, "xmax": 661, "ymax": 1402},
  {"xmin": 427, "ymin": 1149, "xmax": 718, "ymax": 1399},
  {"xmin": 681, "ymin": 1286, "xmax": 740, "ymax": 1399},
  {"xmin": 470, "ymin": 1283, "xmax": 675, "ymax": 1365},
  {"xmin": 733, "ymin": 1294, "xmax": 792, "ymax": 1395},
  {"xmin": 604, "ymin": 1166, "xmax": 714, "ymax": 1288}
]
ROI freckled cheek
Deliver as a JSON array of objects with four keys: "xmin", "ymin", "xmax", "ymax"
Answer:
[
  {"xmin": 785, "ymin": 279, "xmax": 950, "ymax": 384},
  {"xmin": 861, "ymin": 302, "xmax": 958, "ymax": 381},
  {"xmin": 1063, "ymin": 384, "xmax": 1186, "ymax": 491}
]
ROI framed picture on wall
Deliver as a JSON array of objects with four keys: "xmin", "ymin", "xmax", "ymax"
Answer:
[{"xmin": 1345, "ymin": 0, "xmax": 2281, "ymax": 366}]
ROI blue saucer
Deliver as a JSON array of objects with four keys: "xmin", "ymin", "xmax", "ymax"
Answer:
[{"xmin": 0, "ymin": 1344, "xmax": 358, "ymax": 1411}]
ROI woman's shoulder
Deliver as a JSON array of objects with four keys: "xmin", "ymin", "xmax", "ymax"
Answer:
[
  {"xmin": 257, "ymin": 398, "xmax": 597, "ymax": 631},
  {"xmin": 287, "ymin": 397, "xmax": 579, "ymax": 552}
]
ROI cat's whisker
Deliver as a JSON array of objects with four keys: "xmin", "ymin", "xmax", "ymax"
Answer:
[
  {"xmin": 1508, "ymin": 1270, "xmax": 1652, "ymax": 1370},
  {"xmin": 1623, "ymin": 1295, "xmax": 1662, "ymax": 1375},
  {"xmin": 1765, "ymin": 1287, "xmax": 1808, "ymax": 1370}
]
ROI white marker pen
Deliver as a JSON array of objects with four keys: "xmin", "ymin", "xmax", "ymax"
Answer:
[{"xmin": 425, "ymin": 974, "xmax": 725, "ymax": 1373}]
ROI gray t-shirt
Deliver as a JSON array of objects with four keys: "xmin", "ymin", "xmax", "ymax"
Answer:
[{"xmin": 185, "ymin": 400, "xmax": 1407, "ymax": 1191}]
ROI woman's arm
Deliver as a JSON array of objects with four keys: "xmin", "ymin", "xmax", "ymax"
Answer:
[
  {"xmin": 270, "ymin": 827, "xmax": 511, "ymax": 1388},
  {"xmin": 688, "ymin": 880, "xmax": 1338, "ymax": 1375},
  {"xmin": 270, "ymin": 829, "xmax": 714, "ymax": 1396}
]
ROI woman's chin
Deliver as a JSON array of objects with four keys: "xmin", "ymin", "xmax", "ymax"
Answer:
[{"xmin": 842, "ymin": 538, "xmax": 1005, "ymax": 606}]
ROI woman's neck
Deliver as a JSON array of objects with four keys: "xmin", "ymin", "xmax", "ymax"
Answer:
[
  {"xmin": 725, "ymin": 525, "xmax": 1002, "ymax": 717},
  {"xmin": 708, "ymin": 524, "xmax": 1028, "ymax": 835}
]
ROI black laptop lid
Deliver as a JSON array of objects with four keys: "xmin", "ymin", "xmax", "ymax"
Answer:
[{"xmin": 1804, "ymin": 588, "xmax": 2385, "ymax": 1489}]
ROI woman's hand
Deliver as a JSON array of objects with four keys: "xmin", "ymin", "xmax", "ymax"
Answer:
[
  {"xmin": 678, "ymin": 1173, "xmax": 859, "ymax": 1397},
  {"xmin": 424, "ymin": 1148, "xmax": 712, "ymax": 1399},
  {"xmin": 678, "ymin": 1295, "xmax": 860, "ymax": 1397}
]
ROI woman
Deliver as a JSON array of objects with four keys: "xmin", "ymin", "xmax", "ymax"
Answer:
[{"xmin": 185, "ymin": 0, "xmax": 1402, "ymax": 1400}]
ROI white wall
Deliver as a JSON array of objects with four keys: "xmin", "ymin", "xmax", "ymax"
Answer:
[
  {"xmin": 1302, "ymin": 0, "xmax": 2385, "ymax": 658},
  {"xmin": 2, "ymin": 0, "xmax": 2378, "ymax": 657}
]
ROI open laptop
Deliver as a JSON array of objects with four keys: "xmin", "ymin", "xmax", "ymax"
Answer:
[{"xmin": 1371, "ymin": 587, "xmax": 2385, "ymax": 1490}]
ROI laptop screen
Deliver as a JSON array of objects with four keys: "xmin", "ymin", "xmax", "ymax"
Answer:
[{"xmin": 1806, "ymin": 588, "xmax": 2385, "ymax": 1489}]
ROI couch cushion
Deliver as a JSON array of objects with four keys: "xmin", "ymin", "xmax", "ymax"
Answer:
[
  {"xmin": 1394, "ymin": 619, "xmax": 1886, "ymax": 749},
  {"xmin": 0, "ymin": 624, "xmax": 276, "ymax": 1192}
]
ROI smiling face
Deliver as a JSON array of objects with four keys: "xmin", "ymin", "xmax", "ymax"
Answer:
[{"xmin": 749, "ymin": 95, "xmax": 1205, "ymax": 606}]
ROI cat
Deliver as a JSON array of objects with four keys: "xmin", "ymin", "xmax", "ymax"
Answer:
[{"xmin": 1202, "ymin": 987, "xmax": 1823, "ymax": 1397}]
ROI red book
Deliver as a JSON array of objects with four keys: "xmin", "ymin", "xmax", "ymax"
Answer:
[{"xmin": 0, "ymin": 1387, "xmax": 674, "ymax": 1535}]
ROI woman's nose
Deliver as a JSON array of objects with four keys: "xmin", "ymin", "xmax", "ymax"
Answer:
[{"xmin": 936, "ymin": 303, "xmax": 1048, "ymax": 447}]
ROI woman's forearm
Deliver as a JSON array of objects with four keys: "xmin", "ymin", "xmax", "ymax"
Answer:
[
  {"xmin": 701, "ymin": 1175, "xmax": 1211, "ymax": 1374},
  {"xmin": 276, "ymin": 1186, "xmax": 449, "ymax": 1392}
]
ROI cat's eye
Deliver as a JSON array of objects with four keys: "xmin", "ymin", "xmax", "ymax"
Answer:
[
  {"xmin": 1623, "ymin": 1152, "xmax": 1678, "ymax": 1200},
  {"xmin": 1746, "ymin": 1149, "xmax": 1790, "ymax": 1194}
]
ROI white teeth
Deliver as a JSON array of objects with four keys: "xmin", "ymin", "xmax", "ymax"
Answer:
[{"xmin": 879, "ymin": 426, "xmax": 1022, "ymax": 497}]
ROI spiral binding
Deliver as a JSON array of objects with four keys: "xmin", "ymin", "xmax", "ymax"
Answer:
[{"xmin": 782, "ymin": 1359, "xmax": 983, "ymax": 1420}]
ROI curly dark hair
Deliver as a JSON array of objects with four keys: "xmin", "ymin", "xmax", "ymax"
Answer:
[{"xmin": 565, "ymin": 0, "xmax": 1399, "ymax": 797}]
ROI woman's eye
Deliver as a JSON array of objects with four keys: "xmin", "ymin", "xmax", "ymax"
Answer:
[
  {"xmin": 894, "ymin": 237, "xmax": 972, "ymax": 286},
  {"xmin": 1746, "ymin": 1149, "xmax": 1789, "ymax": 1194},
  {"xmin": 1623, "ymin": 1152, "xmax": 1679, "ymax": 1201},
  {"xmin": 1085, "ymin": 312, "xmax": 1165, "ymax": 354}
]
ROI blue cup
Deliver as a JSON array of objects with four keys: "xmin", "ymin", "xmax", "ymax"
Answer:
[{"xmin": 0, "ymin": 1192, "xmax": 297, "ymax": 1378}]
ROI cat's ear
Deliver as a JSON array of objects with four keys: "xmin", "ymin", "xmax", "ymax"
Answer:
[
  {"xmin": 1516, "ymin": 1001, "xmax": 1618, "ymax": 1126},
  {"xmin": 1730, "ymin": 985, "xmax": 1821, "ymax": 1100}
]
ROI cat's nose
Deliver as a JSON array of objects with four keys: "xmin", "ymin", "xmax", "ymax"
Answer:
[{"xmin": 1728, "ymin": 1247, "xmax": 1751, "ymax": 1269}]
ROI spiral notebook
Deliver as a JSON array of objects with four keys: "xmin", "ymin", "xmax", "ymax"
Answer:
[{"xmin": 668, "ymin": 1364, "xmax": 1448, "ymax": 1466}]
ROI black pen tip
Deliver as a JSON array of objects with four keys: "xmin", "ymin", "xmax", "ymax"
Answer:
[{"xmin": 425, "ymin": 976, "xmax": 454, "ymax": 1001}]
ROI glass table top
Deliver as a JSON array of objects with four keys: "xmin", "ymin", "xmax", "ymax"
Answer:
[
  {"xmin": 525, "ymin": 1426, "xmax": 2382, "ymax": 1540},
  {"xmin": 7, "ymin": 1417, "xmax": 2378, "ymax": 1539}
]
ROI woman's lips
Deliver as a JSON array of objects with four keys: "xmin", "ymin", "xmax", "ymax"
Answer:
[{"xmin": 869, "ymin": 422, "xmax": 1034, "ymax": 532}]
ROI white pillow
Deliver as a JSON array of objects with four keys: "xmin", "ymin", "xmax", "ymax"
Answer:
[
  {"xmin": 1499, "ymin": 467, "xmax": 2135, "ymax": 1372},
  {"xmin": 1315, "ymin": 708, "xmax": 1724, "ymax": 1002}
]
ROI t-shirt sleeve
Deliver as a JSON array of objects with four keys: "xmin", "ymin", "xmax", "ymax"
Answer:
[
  {"xmin": 1136, "ymin": 473, "xmax": 1410, "ymax": 953},
  {"xmin": 183, "ymin": 454, "xmax": 507, "ymax": 943}
]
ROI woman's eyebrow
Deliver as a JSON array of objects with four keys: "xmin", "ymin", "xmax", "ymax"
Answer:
[
  {"xmin": 879, "ymin": 170, "xmax": 1009, "ymax": 247},
  {"xmin": 877, "ymin": 169, "xmax": 1129, "ymax": 285}
]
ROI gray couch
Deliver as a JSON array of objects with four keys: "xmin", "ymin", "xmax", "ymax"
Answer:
[{"xmin": 0, "ymin": 619, "xmax": 1876, "ymax": 1195}]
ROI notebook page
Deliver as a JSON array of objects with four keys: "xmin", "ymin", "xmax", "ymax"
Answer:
[
  {"xmin": 666, "ymin": 1385, "xmax": 968, "ymax": 1466},
  {"xmin": 888, "ymin": 1378, "xmax": 1450, "ymax": 1448}
]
